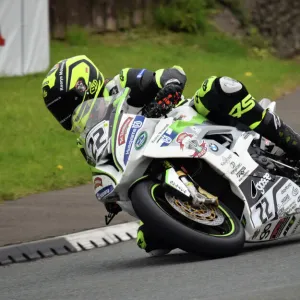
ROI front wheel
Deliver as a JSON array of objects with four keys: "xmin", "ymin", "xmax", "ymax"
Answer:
[{"xmin": 131, "ymin": 180, "xmax": 245, "ymax": 258}]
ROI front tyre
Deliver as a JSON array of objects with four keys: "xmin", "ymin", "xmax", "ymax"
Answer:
[{"xmin": 131, "ymin": 180, "xmax": 245, "ymax": 258}]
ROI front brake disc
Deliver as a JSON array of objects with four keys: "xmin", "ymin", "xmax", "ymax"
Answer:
[{"xmin": 165, "ymin": 193, "xmax": 225, "ymax": 226}]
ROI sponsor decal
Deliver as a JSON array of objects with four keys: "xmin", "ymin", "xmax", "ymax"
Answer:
[
  {"xmin": 292, "ymin": 186, "xmax": 299, "ymax": 196},
  {"xmin": 124, "ymin": 116, "xmax": 144, "ymax": 164},
  {"xmin": 189, "ymin": 140, "xmax": 207, "ymax": 158},
  {"xmin": 94, "ymin": 177, "xmax": 103, "ymax": 189},
  {"xmin": 230, "ymin": 162, "xmax": 236, "ymax": 169},
  {"xmin": 221, "ymin": 154, "xmax": 232, "ymax": 166},
  {"xmin": 118, "ymin": 117, "xmax": 133, "ymax": 146},
  {"xmin": 0, "ymin": 27, "xmax": 5, "ymax": 46},
  {"xmin": 135, "ymin": 131, "xmax": 148, "ymax": 150},
  {"xmin": 89, "ymin": 79, "xmax": 99, "ymax": 94},
  {"xmin": 209, "ymin": 143, "xmax": 218, "ymax": 152},
  {"xmin": 230, "ymin": 163, "xmax": 242, "ymax": 175},
  {"xmin": 281, "ymin": 182, "xmax": 292, "ymax": 194},
  {"xmin": 284, "ymin": 202, "xmax": 297, "ymax": 216},
  {"xmin": 283, "ymin": 216, "xmax": 296, "ymax": 236},
  {"xmin": 161, "ymin": 131, "xmax": 178, "ymax": 147},
  {"xmin": 270, "ymin": 218, "xmax": 289, "ymax": 239},
  {"xmin": 176, "ymin": 132, "xmax": 194, "ymax": 150},
  {"xmin": 169, "ymin": 180, "xmax": 188, "ymax": 194},
  {"xmin": 255, "ymin": 173, "xmax": 272, "ymax": 195},
  {"xmin": 59, "ymin": 61, "xmax": 65, "ymax": 91},
  {"xmin": 236, "ymin": 166, "xmax": 249, "ymax": 181},
  {"xmin": 237, "ymin": 167, "xmax": 246, "ymax": 177},
  {"xmin": 281, "ymin": 194, "xmax": 291, "ymax": 205},
  {"xmin": 96, "ymin": 185, "xmax": 114, "ymax": 200},
  {"xmin": 242, "ymin": 132, "xmax": 250, "ymax": 139},
  {"xmin": 151, "ymin": 124, "xmax": 169, "ymax": 144}
]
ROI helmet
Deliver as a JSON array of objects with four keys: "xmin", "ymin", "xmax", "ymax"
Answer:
[{"xmin": 42, "ymin": 55, "xmax": 105, "ymax": 131}]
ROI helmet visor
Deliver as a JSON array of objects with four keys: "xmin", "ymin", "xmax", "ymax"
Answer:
[{"xmin": 71, "ymin": 90, "xmax": 125, "ymax": 134}]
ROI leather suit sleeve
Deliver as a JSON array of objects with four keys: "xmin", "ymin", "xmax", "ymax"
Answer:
[{"xmin": 118, "ymin": 66, "xmax": 187, "ymax": 107}]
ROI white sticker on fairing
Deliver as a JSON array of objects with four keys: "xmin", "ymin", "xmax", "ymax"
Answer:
[
  {"xmin": 165, "ymin": 168, "xmax": 190, "ymax": 197},
  {"xmin": 249, "ymin": 214, "xmax": 300, "ymax": 242},
  {"xmin": 92, "ymin": 174, "xmax": 116, "ymax": 201},
  {"xmin": 85, "ymin": 121, "xmax": 109, "ymax": 164},
  {"xmin": 276, "ymin": 180, "xmax": 300, "ymax": 218}
]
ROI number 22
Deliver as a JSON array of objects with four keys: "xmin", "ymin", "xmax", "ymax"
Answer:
[{"xmin": 255, "ymin": 198, "xmax": 273, "ymax": 224}]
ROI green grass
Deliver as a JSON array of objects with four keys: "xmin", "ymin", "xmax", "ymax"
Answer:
[{"xmin": 1, "ymin": 28, "xmax": 300, "ymax": 201}]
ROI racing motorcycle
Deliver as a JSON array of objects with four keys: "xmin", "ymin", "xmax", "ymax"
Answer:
[{"xmin": 89, "ymin": 88, "xmax": 300, "ymax": 257}]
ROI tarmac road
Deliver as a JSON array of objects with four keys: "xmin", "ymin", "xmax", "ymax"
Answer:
[{"xmin": 1, "ymin": 236, "xmax": 300, "ymax": 300}]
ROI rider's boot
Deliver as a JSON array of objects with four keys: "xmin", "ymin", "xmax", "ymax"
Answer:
[
  {"xmin": 136, "ymin": 221, "xmax": 174, "ymax": 256},
  {"xmin": 255, "ymin": 110, "xmax": 300, "ymax": 160}
]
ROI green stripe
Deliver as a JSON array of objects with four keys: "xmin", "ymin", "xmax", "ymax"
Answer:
[
  {"xmin": 155, "ymin": 69, "xmax": 164, "ymax": 88},
  {"xmin": 120, "ymin": 68, "xmax": 130, "ymax": 88},
  {"xmin": 194, "ymin": 97, "xmax": 210, "ymax": 116},
  {"xmin": 249, "ymin": 109, "xmax": 267, "ymax": 130},
  {"xmin": 210, "ymin": 206, "xmax": 235, "ymax": 237},
  {"xmin": 110, "ymin": 88, "xmax": 131, "ymax": 172}
]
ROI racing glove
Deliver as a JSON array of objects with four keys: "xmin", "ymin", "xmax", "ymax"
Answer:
[{"xmin": 155, "ymin": 83, "xmax": 182, "ymax": 111}]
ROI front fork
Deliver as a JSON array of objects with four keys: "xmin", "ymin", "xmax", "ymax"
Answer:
[{"xmin": 162, "ymin": 160, "xmax": 219, "ymax": 207}]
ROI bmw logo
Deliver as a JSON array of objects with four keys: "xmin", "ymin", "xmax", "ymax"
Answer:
[{"xmin": 209, "ymin": 144, "xmax": 218, "ymax": 152}]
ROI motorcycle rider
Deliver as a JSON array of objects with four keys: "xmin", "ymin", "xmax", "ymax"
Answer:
[{"xmin": 42, "ymin": 55, "xmax": 300, "ymax": 256}]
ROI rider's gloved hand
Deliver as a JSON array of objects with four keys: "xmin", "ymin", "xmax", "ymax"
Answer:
[
  {"xmin": 155, "ymin": 83, "xmax": 182, "ymax": 111},
  {"xmin": 105, "ymin": 202, "xmax": 122, "ymax": 215}
]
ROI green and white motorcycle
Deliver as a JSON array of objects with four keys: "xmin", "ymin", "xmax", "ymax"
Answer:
[{"xmin": 84, "ymin": 88, "xmax": 300, "ymax": 257}]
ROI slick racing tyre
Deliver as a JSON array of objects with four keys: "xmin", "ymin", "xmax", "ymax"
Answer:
[{"xmin": 131, "ymin": 180, "xmax": 245, "ymax": 258}]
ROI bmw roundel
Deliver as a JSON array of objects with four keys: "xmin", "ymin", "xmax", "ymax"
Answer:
[{"xmin": 209, "ymin": 143, "xmax": 218, "ymax": 152}]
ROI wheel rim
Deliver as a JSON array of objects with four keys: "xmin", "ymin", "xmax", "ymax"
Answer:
[
  {"xmin": 151, "ymin": 184, "xmax": 236, "ymax": 237},
  {"xmin": 165, "ymin": 193, "xmax": 225, "ymax": 226}
]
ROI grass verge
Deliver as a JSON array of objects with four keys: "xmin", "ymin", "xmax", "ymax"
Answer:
[{"xmin": 1, "ymin": 28, "xmax": 300, "ymax": 200}]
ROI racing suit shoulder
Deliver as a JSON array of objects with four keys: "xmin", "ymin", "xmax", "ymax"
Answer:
[{"xmin": 106, "ymin": 66, "xmax": 187, "ymax": 107}]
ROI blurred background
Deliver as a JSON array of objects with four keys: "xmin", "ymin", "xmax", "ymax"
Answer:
[{"xmin": 0, "ymin": 0, "xmax": 300, "ymax": 201}]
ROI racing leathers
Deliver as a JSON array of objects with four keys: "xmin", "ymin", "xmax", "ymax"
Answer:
[
  {"xmin": 76, "ymin": 66, "xmax": 187, "ymax": 253},
  {"xmin": 192, "ymin": 76, "xmax": 300, "ymax": 159}
]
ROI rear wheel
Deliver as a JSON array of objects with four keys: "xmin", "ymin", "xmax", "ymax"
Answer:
[{"xmin": 131, "ymin": 180, "xmax": 245, "ymax": 257}]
